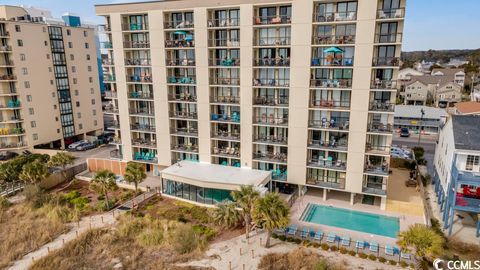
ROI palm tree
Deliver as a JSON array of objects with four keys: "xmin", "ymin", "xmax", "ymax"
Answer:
[
  {"xmin": 231, "ymin": 185, "xmax": 259, "ymax": 239},
  {"xmin": 397, "ymin": 224, "xmax": 445, "ymax": 262},
  {"xmin": 252, "ymin": 192, "xmax": 290, "ymax": 248},
  {"xmin": 123, "ymin": 162, "xmax": 146, "ymax": 192},
  {"xmin": 48, "ymin": 152, "xmax": 75, "ymax": 180},
  {"xmin": 19, "ymin": 160, "xmax": 50, "ymax": 186},
  {"xmin": 211, "ymin": 200, "xmax": 241, "ymax": 229},
  {"xmin": 90, "ymin": 169, "xmax": 118, "ymax": 210}
]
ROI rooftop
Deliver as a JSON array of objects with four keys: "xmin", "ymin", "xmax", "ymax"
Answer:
[
  {"xmin": 452, "ymin": 115, "xmax": 480, "ymax": 151},
  {"xmin": 394, "ymin": 105, "xmax": 448, "ymax": 120},
  {"xmin": 455, "ymin": 101, "xmax": 480, "ymax": 115}
]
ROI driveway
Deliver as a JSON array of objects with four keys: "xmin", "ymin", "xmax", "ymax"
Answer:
[{"xmin": 393, "ymin": 134, "xmax": 436, "ymax": 176}]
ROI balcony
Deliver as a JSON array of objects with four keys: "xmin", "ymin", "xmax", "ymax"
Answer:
[
  {"xmin": 0, "ymin": 45, "xmax": 12, "ymax": 52},
  {"xmin": 129, "ymin": 108, "xmax": 155, "ymax": 117},
  {"xmin": 210, "ymin": 96, "xmax": 240, "ymax": 104},
  {"xmin": 209, "ymin": 58, "xmax": 240, "ymax": 67},
  {"xmin": 311, "ymin": 57, "xmax": 354, "ymax": 67},
  {"xmin": 211, "ymin": 113, "xmax": 240, "ymax": 123},
  {"xmin": 310, "ymin": 78, "xmax": 352, "ymax": 89},
  {"xmin": 253, "ymin": 152, "xmax": 288, "ymax": 164},
  {"xmin": 166, "ymin": 58, "xmax": 195, "ymax": 67},
  {"xmin": 370, "ymin": 79, "xmax": 397, "ymax": 90},
  {"xmin": 307, "ymin": 158, "xmax": 346, "ymax": 171},
  {"xmin": 101, "ymin": 42, "xmax": 113, "ymax": 49},
  {"xmin": 253, "ymin": 78, "xmax": 289, "ymax": 87},
  {"xmin": 377, "ymin": 8, "xmax": 405, "ymax": 20},
  {"xmin": 122, "ymin": 23, "xmax": 149, "ymax": 31},
  {"xmin": 253, "ymin": 58, "xmax": 289, "ymax": 67},
  {"xmin": 132, "ymin": 139, "xmax": 157, "ymax": 149},
  {"xmin": 107, "ymin": 123, "xmax": 121, "ymax": 130},
  {"xmin": 212, "ymin": 131, "xmax": 240, "ymax": 141},
  {"xmin": 130, "ymin": 124, "xmax": 156, "ymax": 133},
  {"xmin": 0, "ymin": 116, "xmax": 23, "ymax": 123},
  {"xmin": 104, "ymin": 91, "xmax": 117, "ymax": 99},
  {"xmin": 253, "ymin": 96, "xmax": 289, "ymax": 107},
  {"xmin": 0, "ymin": 59, "xmax": 14, "ymax": 67},
  {"xmin": 253, "ymin": 116, "xmax": 288, "ymax": 126},
  {"xmin": 367, "ymin": 122, "xmax": 393, "ymax": 134},
  {"xmin": 312, "ymin": 35, "xmax": 355, "ymax": 45},
  {"xmin": 167, "ymin": 76, "xmax": 196, "ymax": 85},
  {"xmin": 0, "ymin": 141, "xmax": 28, "ymax": 150},
  {"xmin": 372, "ymin": 57, "xmax": 400, "ymax": 67},
  {"xmin": 123, "ymin": 41, "xmax": 150, "ymax": 49},
  {"xmin": 0, "ymin": 74, "xmax": 16, "ymax": 82},
  {"xmin": 129, "ymin": 92, "xmax": 153, "ymax": 100},
  {"xmin": 104, "ymin": 74, "xmax": 116, "ymax": 82},
  {"xmin": 365, "ymin": 144, "xmax": 391, "ymax": 155},
  {"xmin": 104, "ymin": 107, "xmax": 119, "ymax": 114},
  {"xmin": 0, "ymin": 30, "xmax": 10, "ymax": 37},
  {"xmin": 110, "ymin": 137, "xmax": 122, "ymax": 145},
  {"xmin": 308, "ymin": 140, "xmax": 348, "ymax": 151},
  {"xmin": 133, "ymin": 152, "xmax": 158, "ymax": 164},
  {"xmin": 0, "ymin": 127, "xmax": 25, "ymax": 136},
  {"xmin": 364, "ymin": 163, "xmax": 389, "ymax": 176},
  {"xmin": 125, "ymin": 58, "xmax": 151, "ymax": 66},
  {"xmin": 306, "ymin": 175, "xmax": 345, "ymax": 189},
  {"xmin": 171, "ymin": 127, "xmax": 198, "ymax": 137},
  {"xmin": 362, "ymin": 184, "xmax": 387, "ymax": 196},
  {"xmin": 308, "ymin": 118, "xmax": 350, "ymax": 131},
  {"xmin": 254, "ymin": 36, "xmax": 291, "ymax": 46},
  {"xmin": 0, "ymin": 100, "xmax": 21, "ymax": 109},
  {"xmin": 368, "ymin": 101, "xmax": 394, "ymax": 112},
  {"xmin": 253, "ymin": 135, "xmax": 287, "ymax": 146},
  {"xmin": 207, "ymin": 18, "xmax": 240, "ymax": 28},
  {"xmin": 102, "ymin": 59, "xmax": 114, "ymax": 65},
  {"xmin": 164, "ymin": 21, "xmax": 194, "ymax": 29},
  {"xmin": 253, "ymin": 15, "xmax": 291, "ymax": 25},
  {"xmin": 172, "ymin": 144, "xmax": 199, "ymax": 153},
  {"xmin": 126, "ymin": 75, "xmax": 152, "ymax": 83},
  {"xmin": 313, "ymin": 11, "xmax": 357, "ymax": 23},
  {"xmin": 98, "ymin": 24, "xmax": 111, "ymax": 32},
  {"xmin": 110, "ymin": 150, "xmax": 123, "ymax": 160},
  {"xmin": 212, "ymin": 147, "xmax": 240, "ymax": 158},
  {"xmin": 374, "ymin": 33, "xmax": 403, "ymax": 43},
  {"xmin": 170, "ymin": 111, "xmax": 198, "ymax": 120},
  {"xmin": 168, "ymin": 93, "xmax": 197, "ymax": 102},
  {"xmin": 210, "ymin": 77, "xmax": 240, "ymax": 86},
  {"xmin": 165, "ymin": 39, "xmax": 194, "ymax": 48},
  {"xmin": 310, "ymin": 99, "xmax": 350, "ymax": 110},
  {"xmin": 208, "ymin": 39, "xmax": 240, "ymax": 47}
]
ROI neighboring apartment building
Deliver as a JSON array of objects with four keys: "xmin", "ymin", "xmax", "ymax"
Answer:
[
  {"xmin": 431, "ymin": 68, "xmax": 465, "ymax": 87},
  {"xmin": 0, "ymin": 5, "xmax": 104, "ymax": 152},
  {"xmin": 404, "ymin": 80, "xmax": 428, "ymax": 105},
  {"xmin": 435, "ymin": 81, "xmax": 462, "ymax": 108},
  {"xmin": 433, "ymin": 115, "xmax": 480, "ymax": 238},
  {"xmin": 96, "ymin": 0, "xmax": 405, "ymax": 209}
]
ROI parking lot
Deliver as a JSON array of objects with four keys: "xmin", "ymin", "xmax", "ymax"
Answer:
[{"xmin": 70, "ymin": 144, "xmax": 116, "ymax": 165}]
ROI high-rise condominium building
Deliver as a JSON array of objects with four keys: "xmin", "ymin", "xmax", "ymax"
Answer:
[
  {"xmin": 0, "ymin": 5, "xmax": 104, "ymax": 152},
  {"xmin": 96, "ymin": 0, "xmax": 405, "ymax": 209}
]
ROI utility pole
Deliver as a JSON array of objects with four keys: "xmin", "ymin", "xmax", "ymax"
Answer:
[{"xmin": 417, "ymin": 108, "xmax": 425, "ymax": 146}]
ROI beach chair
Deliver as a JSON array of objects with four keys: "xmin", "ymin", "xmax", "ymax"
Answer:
[
  {"xmin": 275, "ymin": 227, "xmax": 286, "ymax": 234},
  {"xmin": 314, "ymin": 230, "xmax": 324, "ymax": 241},
  {"xmin": 287, "ymin": 225, "xmax": 297, "ymax": 236},
  {"xmin": 341, "ymin": 236, "xmax": 350, "ymax": 246},
  {"xmin": 326, "ymin": 233, "xmax": 336, "ymax": 243},
  {"xmin": 300, "ymin": 228, "xmax": 310, "ymax": 238},
  {"xmin": 400, "ymin": 252, "xmax": 411, "ymax": 260},
  {"xmin": 385, "ymin": 245, "xmax": 395, "ymax": 256},
  {"xmin": 369, "ymin": 242, "xmax": 379, "ymax": 253},
  {"xmin": 355, "ymin": 240, "xmax": 365, "ymax": 249}
]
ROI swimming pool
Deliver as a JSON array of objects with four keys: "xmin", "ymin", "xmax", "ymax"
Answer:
[{"xmin": 300, "ymin": 203, "xmax": 400, "ymax": 238}]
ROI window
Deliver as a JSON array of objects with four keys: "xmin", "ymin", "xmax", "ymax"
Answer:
[
  {"xmin": 72, "ymin": 66, "xmax": 76, "ymax": 73},
  {"xmin": 15, "ymin": 25, "xmax": 21, "ymax": 32},
  {"xmin": 73, "ymin": 78, "xmax": 77, "ymax": 84},
  {"xmin": 77, "ymin": 112, "xmax": 81, "ymax": 118},
  {"xmin": 76, "ymin": 101, "xmax": 80, "ymax": 107},
  {"xmin": 24, "ymin": 81, "xmax": 30, "ymax": 88},
  {"xmin": 20, "ymin": 54, "xmax": 26, "ymax": 61},
  {"xmin": 94, "ymin": 120, "xmax": 98, "ymax": 126},
  {"xmin": 93, "ymin": 109, "xmax": 96, "ymax": 116},
  {"xmin": 86, "ymin": 54, "xmax": 90, "ymax": 60},
  {"xmin": 50, "ymin": 80, "xmax": 54, "ymax": 85},
  {"xmin": 57, "ymin": 129, "xmax": 60, "ymax": 133},
  {"xmin": 17, "ymin": 40, "xmax": 23, "ymax": 47},
  {"xmin": 87, "ymin": 66, "xmax": 92, "ymax": 72},
  {"xmin": 44, "ymin": 41, "xmax": 48, "ymax": 46},
  {"xmin": 29, "ymin": 108, "xmax": 34, "ymax": 115},
  {"xmin": 66, "ymin": 29, "xmax": 71, "ymax": 36},
  {"xmin": 52, "ymin": 92, "xmax": 56, "ymax": 97},
  {"xmin": 33, "ymin": 133, "xmax": 38, "ymax": 140},
  {"xmin": 46, "ymin": 54, "xmax": 50, "ymax": 60},
  {"xmin": 70, "ymin": 54, "xmax": 74, "ymax": 61},
  {"xmin": 26, "ymin": 95, "xmax": 32, "ymax": 102},
  {"xmin": 68, "ymin": 42, "xmax": 73, "ymax": 48},
  {"xmin": 85, "ymin": 43, "xmax": 89, "ymax": 49},
  {"xmin": 89, "ymin": 77, "xmax": 93, "ymax": 83},
  {"xmin": 91, "ymin": 99, "xmax": 95, "ymax": 105},
  {"xmin": 31, "ymin": 121, "xmax": 36, "ymax": 128},
  {"xmin": 74, "ymin": 89, "xmax": 79, "ymax": 96},
  {"xmin": 83, "ymin": 30, "xmax": 87, "ymax": 37},
  {"xmin": 79, "ymin": 123, "xmax": 83, "ymax": 130},
  {"xmin": 42, "ymin": 27, "xmax": 46, "ymax": 32},
  {"xmin": 22, "ymin": 68, "xmax": 28, "ymax": 75},
  {"xmin": 53, "ymin": 104, "xmax": 57, "ymax": 109},
  {"xmin": 90, "ymin": 88, "xmax": 94, "ymax": 94},
  {"xmin": 466, "ymin": 155, "xmax": 479, "ymax": 171},
  {"xmin": 55, "ymin": 117, "xmax": 59, "ymax": 121}
]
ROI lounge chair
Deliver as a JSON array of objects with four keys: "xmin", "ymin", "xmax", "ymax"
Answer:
[
  {"xmin": 355, "ymin": 240, "xmax": 365, "ymax": 249},
  {"xmin": 369, "ymin": 242, "xmax": 379, "ymax": 253},
  {"xmin": 326, "ymin": 233, "xmax": 336, "ymax": 243},
  {"xmin": 400, "ymin": 252, "xmax": 411, "ymax": 260},
  {"xmin": 287, "ymin": 225, "xmax": 297, "ymax": 236},
  {"xmin": 314, "ymin": 230, "xmax": 324, "ymax": 241},
  {"xmin": 341, "ymin": 236, "xmax": 350, "ymax": 246},
  {"xmin": 385, "ymin": 245, "xmax": 394, "ymax": 256},
  {"xmin": 275, "ymin": 227, "xmax": 286, "ymax": 234},
  {"xmin": 300, "ymin": 228, "xmax": 310, "ymax": 238}
]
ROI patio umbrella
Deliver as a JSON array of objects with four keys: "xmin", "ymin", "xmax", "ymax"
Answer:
[
  {"xmin": 174, "ymin": 30, "xmax": 187, "ymax": 35},
  {"xmin": 185, "ymin": 35, "xmax": 193, "ymax": 41},
  {"xmin": 323, "ymin": 46, "xmax": 343, "ymax": 53}
]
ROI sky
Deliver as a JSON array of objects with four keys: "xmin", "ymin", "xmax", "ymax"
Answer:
[{"xmin": 2, "ymin": 0, "xmax": 480, "ymax": 52}]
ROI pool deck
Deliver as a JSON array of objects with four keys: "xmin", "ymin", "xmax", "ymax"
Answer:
[{"xmin": 290, "ymin": 189, "xmax": 425, "ymax": 247}]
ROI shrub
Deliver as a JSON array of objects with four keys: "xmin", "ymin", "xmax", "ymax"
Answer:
[
  {"xmin": 348, "ymin": 250, "xmax": 356, "ymax": 256},
  {"xmin": 294, "ymin": 238, "xmax": 301, "ymax": 244},
  {"xmin": 64, "ymin": 190, "xmax": 81, "ymax": 201},
  {"xmin": 23, "ymin": 185, "xmax": 50, "ymax": 208},
  {"xmin": 271, "ymin": 233, "xmax": 278, "ymax": 239},
  {"xmin": 389, "ymin": 260, "xmax": 397, "ymax": 265},
  {"xmin": 95, "ymin": 199, "xmax": 116, "ymax": 211},
  {"xmin": 399, "ymin": 261, "xmax": 408, "ymax": 268},
  {"xmin": 70, "ymin": 197, "xmax": 89, "ymax": 211},
  {"xmin": 330, "ymin": 245, "xmax": 338, "ymax": 252},
  {"xmin": 137, "ymin": 227, "xmax": 164, "ymax": 246},
  {"xmin": 368, "ymin": 254, "xmax": 377, "ymax": 261},
  {"xmin": 169, "ymin": 224, "xmax": 206, "ymax": 254},
  {"xmin": 286, "ymin": 237, "xmax": 295, "ymax": 242},
  {"xmin": 378, "ymin": 257, "xmax": 387, "ymax": 263},
  {"xmin": 192, "ymin": 224, "xmax": 216, "ymax": 241},
  {"xmin": 339, "ymin": 247, "xmax": 348, "ymax": 254},
  {"xmin": 358, "ymin": 252, "xmax": 368, "ymax": 259},
  {"xmin": 42, "ymin": 204, "xmax": 78, "ymax": 223},
  {"xmin": 177, "ymin": 214, "xmax": 188, "ymax": 223},
  {"xmin": 409, "ymin": 263, "xmax": 416, "ymax": 269},
  {"xmin": 312, "ymin": 243, "xmax": 320, "ymax": 248},
  {"xmin": 321, "ymin": 243, "xmax": 329, "ymax": 251},
  {"xmin": 278, "ymin": 235, "xmax": 286, "ymax": 241},
  {"xmin": 190, "ymin": 206, "xmax": 210, "ymax": 223},
  {"xmin": 412, "ymin": 147, "xmax": 425, "ymax": 160},
  {"xmin": 0, "ymin": 196, "xmax": 10, "ymax": 209}
]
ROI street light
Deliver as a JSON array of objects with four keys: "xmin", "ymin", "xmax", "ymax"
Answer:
[{"xmin": 417, "ymin": 108, "xmax": 425, "ymax": 146}]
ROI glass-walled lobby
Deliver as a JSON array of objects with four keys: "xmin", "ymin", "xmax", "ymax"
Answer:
[{"xmin": 162, "ymin": 178, "xmax": 232, "ymax": 205}]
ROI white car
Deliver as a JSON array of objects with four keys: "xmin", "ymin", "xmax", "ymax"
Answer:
[{"xmin": 68, "ymin": 139, "xmax": 89, "ymax": 149}]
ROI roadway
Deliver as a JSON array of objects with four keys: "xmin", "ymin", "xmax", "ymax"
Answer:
[{"xmin": 392, "ymin": 133, "xmax": 437, "ymax": 176}]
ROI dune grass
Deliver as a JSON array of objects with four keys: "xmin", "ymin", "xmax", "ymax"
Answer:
[{"xmin": 258, "ymin": 248, "xmax": 348, "ymax": 270}]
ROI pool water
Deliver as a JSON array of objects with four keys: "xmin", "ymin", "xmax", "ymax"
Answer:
[{"xmin": 301, "ymin": 204, "xmax": 400, "ymax": 238}]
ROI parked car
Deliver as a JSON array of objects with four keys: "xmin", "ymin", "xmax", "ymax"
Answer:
[
  {"xmin": 400, "ymin": 127, "xmax": 410, "ymax": 137},
  {"xmin": 75, "ymin": 142, "xmax": 96, "ymax": 151},
  {"xmin": 68, "ymin": 139, "xmax": 89, "ymax": 149},
  {"xmin": 0, "ymin": 151, "xmax": 18, "ymax": 161}
]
